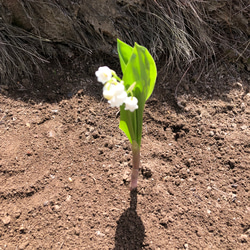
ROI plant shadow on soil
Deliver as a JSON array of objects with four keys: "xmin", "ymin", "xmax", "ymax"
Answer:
[{"xmin": 114, "ymin": 189, "xmax": 145, "ymax": 250}]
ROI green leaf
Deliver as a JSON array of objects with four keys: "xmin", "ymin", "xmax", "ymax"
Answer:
[
  {"xmin": 117, "ymin": 39, "xmax": 157, "ymax": 148},
  {"xmin": 117, "ymin": 39, "xmax": 133, "ymax": 73}
]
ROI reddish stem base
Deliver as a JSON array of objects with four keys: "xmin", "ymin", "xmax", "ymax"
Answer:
[
  {"xmin": 130, "ymin": 141, "xmax": 140, "ymax": 190},
  {"xmin": 130, "ymin": 169, "xmax": 139, "ymax": 190}
]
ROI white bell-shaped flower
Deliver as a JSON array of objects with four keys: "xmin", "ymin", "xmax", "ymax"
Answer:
[
  {"xmin": 95, "ymin": 66, "xmax": 112, "ymax": 84},
  {"xmin": 103, "ymin": 83, "xmax": 115, "ymax": 100},
  {"xmin": 124, "ymin": 96, "xmax": 138, "ymax": 112},
  {"xmin": 103, "ymin": 82, "xmax": 126, "ymax": 101},
  {"xmin": 108, "ymin": 90, "xmax": 127, "ymax": 108},
  {"xmin": 113, "ymin": 83, "xmax": 125, "ymax": 95}
]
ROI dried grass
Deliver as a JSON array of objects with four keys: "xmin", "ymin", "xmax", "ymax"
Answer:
[
  {"xmin": 116, "ymin": 0, "xmax": 249, "ymax": 77},
  {"xmin": 0, "ymin": 23, "xmax": 48, "ymax": 84},
  {"xmin": 0, "ymin": 0, "xmax": 249, "ymax": 85}
]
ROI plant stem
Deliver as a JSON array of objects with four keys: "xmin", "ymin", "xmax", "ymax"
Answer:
[{"xmin": 130, "ymin": 141, "xmax": 140, "ymax": 190}]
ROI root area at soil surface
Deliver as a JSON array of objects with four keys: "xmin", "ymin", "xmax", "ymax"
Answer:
[{"xmin": 0, "ymin": 61, "xmax": 250, "ymax": 249}]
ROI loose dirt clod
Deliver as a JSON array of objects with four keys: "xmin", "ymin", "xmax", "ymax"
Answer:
[{"xmin": 1, "ymin": 216, "xmax": 11, "ymax": 225}]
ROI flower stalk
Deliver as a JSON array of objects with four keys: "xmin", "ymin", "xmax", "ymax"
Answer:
[{"xmin": 131, "ymin": 141, "xmax": 140, "ymax": 190}]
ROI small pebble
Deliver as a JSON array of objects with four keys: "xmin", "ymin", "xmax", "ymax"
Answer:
[
  {"xmin": 48, "ymin": 131, "xmax": 55, "ymax": 137},
  {"xmin": 19, "ymin": 224, "xmax": 25, "ymax": 233},
  {"xmin": 210, "ymin": 124, "xmax": 216, "ymax": 129},
  {"xmin": 122, "ymin": 170, "xmax": 130, "ymax": 183},
  {"xmin": 66, "ymin": 195, "xmax": 72, "ymax": 202},
  {"xmin": 209, "ymin": 131, "xmax": 214, "ymax": 136},
  {"xmin": 43, "ymin": 200, "xmax": 49, "ymax": 206},
  {"xmin": 238, "ymin": 234, "xmax": 248, "ymax": 243},
  {"xmin": 13, "ymin": 209, "xmax": 21, "ymax": 219},
  {"xmin": 54, "ymin": 205, "xmax": 60, "ymax": 210},
  {"xmin": 74, "ymin": 227, "xmax": 80, "ymax": 235},
  {"xmin": 241, "ymin": 103, "xmax": 246, "ymax": 110},
  {"xmin": 1, "ymin": 216, "xmax": 11, "ymax": 225},
  {"xmin": 96, "ymin": 230, "xmax": 105, "ymax": 237},
  {"xmin": 241, "ymin": 125, "xmax": 248, "ymax": 130},
  {"xmin": 19, "ymin": 241, "xmax": 29, "ymax": 250}
]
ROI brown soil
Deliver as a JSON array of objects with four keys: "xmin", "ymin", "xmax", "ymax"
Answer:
[{"xmin": 0, "ymin": 61, "xmax": 249, "ymax": 249}]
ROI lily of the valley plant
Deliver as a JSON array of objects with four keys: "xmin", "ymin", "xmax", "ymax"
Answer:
[{"xmin": 95, "ymin": 39, "xmax": 157, "ymax": 190}]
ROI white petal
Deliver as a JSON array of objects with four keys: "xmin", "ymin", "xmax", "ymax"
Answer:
[
  {"xmin": 95, "ymin": 66, "xmax": 112, "ymax": 84},
  {"xmin": 108, "ymin": 91, "xmax": 126, "ymax": 108},
  {"xmin": 113, "ymin": 83, "xmax": 125, "ymax": 95},
  {"xmin": 124, "ymin": 97, "xmax": 138, "ymax": 112},
  {"xmin": 108, "ymin": 96, "xmax": 118, "ymax": 108},
  {"xmin": 103, "ymin": 86, "xmax": 115, "ymax": 100},
  {"xmin": 115, "ymin": 91, "xmax": 127, "ymax": 106}
]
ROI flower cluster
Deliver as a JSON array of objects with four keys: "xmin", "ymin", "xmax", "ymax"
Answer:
[{"xmin": 95, "ymin": 66, "xmax": 138, "ymax": 112}]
